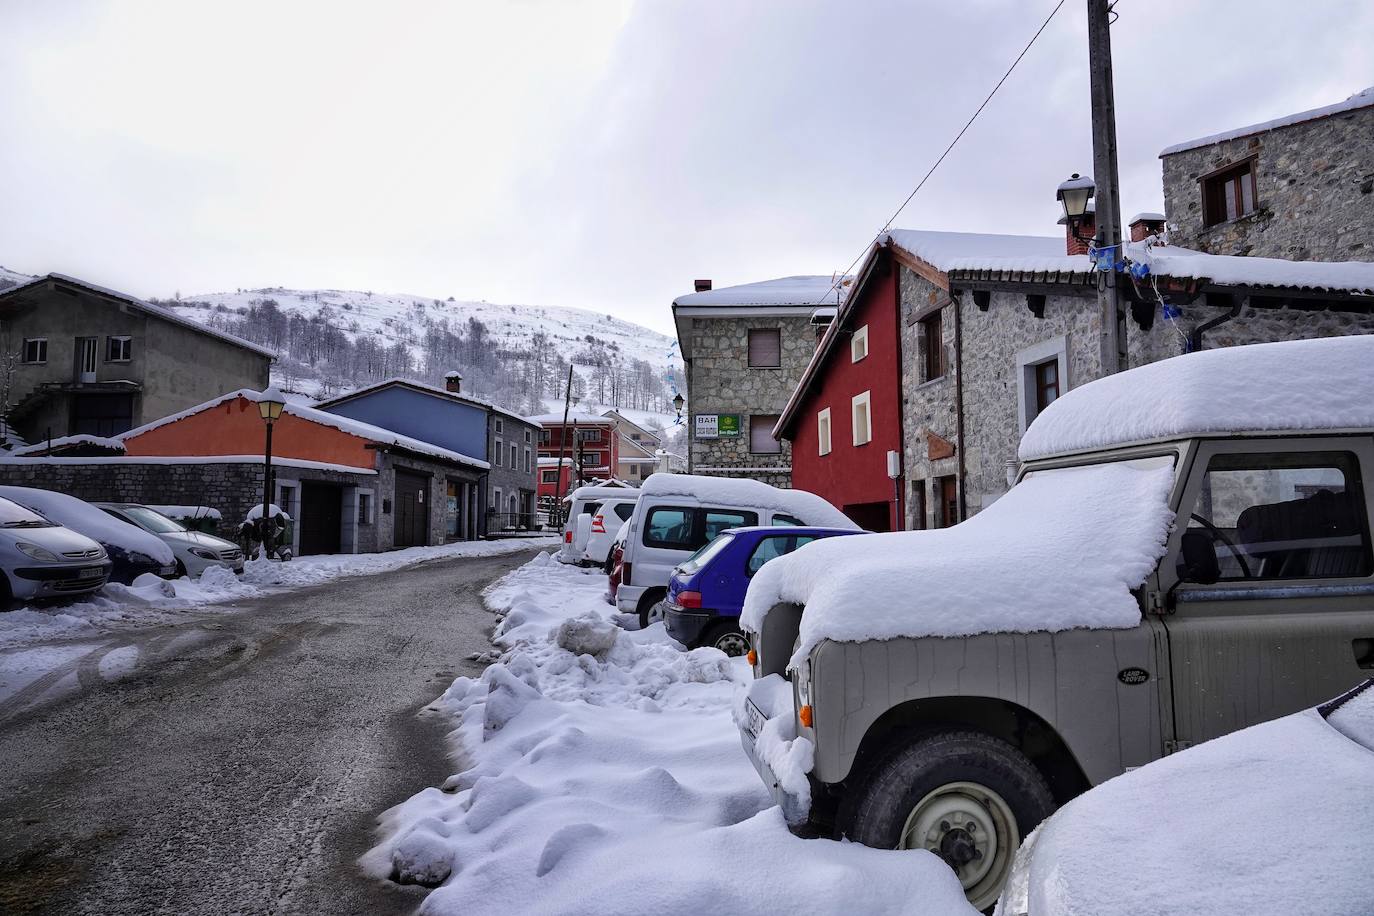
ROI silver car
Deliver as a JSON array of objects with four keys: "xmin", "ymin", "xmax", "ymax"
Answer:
[
  {"xmin": 0, "ymin": 495, "xmax": 111, "ymax": 602},
  {"xmin": 96, "ymin": 504, "xmax": 244, "ymax": 577}
]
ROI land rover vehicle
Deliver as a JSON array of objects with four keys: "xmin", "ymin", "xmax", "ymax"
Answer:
[
  {"xmin": 617, "ymin": 473, "xmax": 856, "ymax": 627},
  {"xmin": 738, "ymin": 337, "xmax": 1374, "ymax": 911}
]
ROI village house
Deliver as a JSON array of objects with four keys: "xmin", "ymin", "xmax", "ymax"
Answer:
[
  {"xmin": 531, "ymin": 412, "xmax": 620, "ymax": 497},
  {"xmin": 0, "ymin": 273, "xmax": 273, "ymax": 444},
  {"xmin": 1160, "ymin": 87, "xmax": 1374, "ymax": 262},
  {"xmin": 313, "ymin": 373, "xmax": 539, "ymax": 534},
  {"xmin": 673, "ymin": 276, "xmax": 847, "ymax": 488},
  {"xmin": 600, "ymin": 408, "xmax": 670, "ymax": 484}
]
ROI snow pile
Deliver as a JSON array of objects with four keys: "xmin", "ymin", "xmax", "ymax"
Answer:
[
  {"xmin": 367, "ymin": 552, "xmax": 976, "ymax": 916},
  {"xmin": 743, "ymin": 458, "xmax": 1176, "ymax": 666},
  {"xmin": 0, "ymin": 486, "xmax": 174, "ymax": 565},
  {"xmin": 1002, "ymin": 684, "xmax": 1374, "ymax": 916},
  {"xmin": 736, "ymin": 674, "xmax": 814, "ymax": 814},
  {"xmin": 638, "ymin": 473, "xmax": 859, "ymax": 530},
  {"xmin": 1019, "ymin": 336, "xmax": 1374, "ymax": 461},
  {"xmin": 243, "ymin": 503, "xmax": 290, "ymax": 523}
]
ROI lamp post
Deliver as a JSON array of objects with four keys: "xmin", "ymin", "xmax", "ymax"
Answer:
[
  {"xmin": 1057, "ymin": 172, "xmax": 1095, "ymax": 243},
  {"xmin": 672, "ymin": 392, "xmax": 684, "ymax": 423},
  {"xmin": 257, "ymin": 387, "xmax": 286, "ymax": 559}
]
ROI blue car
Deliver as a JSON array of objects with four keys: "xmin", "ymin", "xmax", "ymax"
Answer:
[{"xmin": 664, "ymin": 526, "xmax": 863, "ymax": 656}]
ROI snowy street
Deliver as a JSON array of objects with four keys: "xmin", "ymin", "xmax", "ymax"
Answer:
[{"xmin": 0, "ymin": 546, "xmax": 548, "ymax": 916}]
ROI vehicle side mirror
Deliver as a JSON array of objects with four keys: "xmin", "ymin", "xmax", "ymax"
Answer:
[{"xmin": 1177, "ymin": 530, "xmax": 1221, "ymax": 585}]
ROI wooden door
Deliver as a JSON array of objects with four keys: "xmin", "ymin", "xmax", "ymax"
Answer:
[
  {"xmin": 393, "ymin": 470, "xmax": 431, "ymax": 548},
  {"xmin": 298, "ymin": 482, "xmax": 342, "ymax": 555}
]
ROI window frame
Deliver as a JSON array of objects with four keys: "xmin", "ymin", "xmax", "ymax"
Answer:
[
  {"xmin": 642, "ymin": 505, "xmax": 760, "ymax": 551},
  {"xmin": 749, "ymin": 414, "xmax": 782, "ymax": 455},
  {"xmin": 817, "ymin": 408, "xmax": 832, "ymax": 456},
  {"xmin": 494, "ymin": 438, "xmax": 503, "ymax": 467},
  {"xmin": 851, "ymin": 325, "xmax": 869, "ymax": 363},
  {"xmin": 495, "ymin": 417, "xmax": 504, "ymax": 434},
  {"xmin": 919, "ymin": 310, "xmax": 945, "ymax": 382},
  {"xmin": 747, "ymin": 328, "xmax": 783, "ymax": 369},
  {"xmin": 1201, "ymin": 157, "xmax": 1258, "ymax": 227},
  {"xmin": 541, "ymin": 469, "xmax": 559, "ymax": 485},
  {"xmin": 105, "ymin": 335, "xmax": 132, "ymax": 363},
  {"xmin": 21, "ymin": 337, "xmax": 47, "ymax": 365},
  {"xmin": 851, "ymin": 390, "xmax": 872, "ymax": 447},
  {"xmin": 1016, "ymin": 335, "xmax": 1069, "ymax": 433}
]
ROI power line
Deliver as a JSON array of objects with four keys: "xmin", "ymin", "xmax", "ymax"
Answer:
[{"xmin": 813, "ymin": 0, "xmax": 1069, "ymax": 305}]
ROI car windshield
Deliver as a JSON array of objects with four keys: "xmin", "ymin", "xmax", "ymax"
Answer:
[
  {"xmin": 677, "ymin": 532, "xmax": 735, "ymax": 576},
  {"xmin": 120, "ymin": 506, "xmax": 187, "ymax": 534},
  {"xmin": 0, "ymin": 496, "xmax": 53, "ymax": 528}
]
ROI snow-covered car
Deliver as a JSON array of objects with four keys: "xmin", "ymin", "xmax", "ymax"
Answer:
[
  {"xmin": 739, "ymin": 336, "xmax": 1374, "ymax": 911},
  {"xmin": 0, "ymin": 486, "xmax": 177, "ymax": 585},
  {"xmin": 557, "ymin": 486, "xmax": 638, "ymax": 567},
  {"xmin": 617, "ymin": 473, "xmax": 858, "ymax": 628},
  {"xmin": 996, "ymin": 679, "xmax": 1374, "ymax": 916},
  {"xmin": 0, "ymin": 495, "xmax": 111, "ymax": 602},
  {"xmin": 96, "ymin": 503, "xmax": 244, "ymax": 577},
  {"xmin": 606, "ymin": 518, "xmax": 631, "ymax": 605}
]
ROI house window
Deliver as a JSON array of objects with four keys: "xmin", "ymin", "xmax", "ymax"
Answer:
[
  {"xmin": 749, "ymin": 414, "xmax": 782, "ymax": 454},
  {"xmin": 851, "ymin": 391, "xmax": 872, "ymax": 446},
  {"xmin": 358, "ymin": 493, "xmax": 373, "ymax": 525},
  {"xmin": 541, "ymin": 469, "xmax": 559, "ymax": 485},
  {"xmin": 937, "ymin": 476, "xmax": 959, "ymax": 528},
  {"xmin": 817, "ymin": 408, "xmax": 832, "ymax": 456},
  {"xmin": 21, "ymin": 338, "xmax": 47, "ymax": 364},
  {"xmin": 510, "ymin": 443, "xmax": 518, "ymax": 468},
  {"xmin": 1016, "ymin": 336, "xmax": 1069, "ymax": 433},
  {"xmin": 911, "ymin": 479, "xmax": 926, "ymax": 530},
  {"xmin": 851, "ymin": 325, "xmax": 869, "ymax": 363},
  {"xmin": 578, "ymin": 427, "xmax": 602, "ymax": 444},
  {"xmin": 495, "ymin": 417, "xmax": 504, "ymax": 434},
  {"xmin": 524, "ymin": 429, "xmax": 532, "ymax": 443},
  {"xmin": 919, "ymin": 311, "xmax": 945, "ymax": 382},
  {"xmin": 524, "ymin": 448, "xmax": 532, "ymax": 473},
  {"xmin": 495, "ymin": 438, "xmax": 503, "ymax": 467},
  {"xmin": 1202, "ymin": 160, "xmax": 1257, "ymax": 226},
  {"xmin": 539, "ymin": 429, "xmax": 551, "ymax": 445},
  {"xmin": 105, "ymin": 336, "xmax": 132, "ymax": 362},
  {"xmin": 748, "ymin": 328, "xmax": 782, "ymax": 368},
  {"xmin": 1034, "ymin": 360, "xmax": 1060, "ymax": 413},
  {"xmin": 492, "ymin": 487, "xmax": 501, "ymax": 510},
  {"xmin": 581, "ymin": 451, "xmax": 604, "ymax": 468}
]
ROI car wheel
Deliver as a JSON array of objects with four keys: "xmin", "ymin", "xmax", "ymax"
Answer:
[
  {"xmin": 704, "ymin": 620, "xmax": 750, "ymax": 657},
  {"xmin": 0, "ymin": 573, "xmax": 12, "ymax": 611},
  {"xmin": 174, "ymin": 560, "xmax": 188, "ymax": 579},
  {"xmin": 636, "ymin": 590, "xmax": 667, "ymax": 629},
  {"xmin": 843, "ymin": 731, "xmax": 1054, "ymax": 913}
]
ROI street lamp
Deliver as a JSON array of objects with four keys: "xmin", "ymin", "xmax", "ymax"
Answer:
[
  {"xmin": 1057, "ymin": 172, "xmax": 1096, "ymax": 243},
  {"xmin": 257, "ymin": 387, "xmax": 286, "ymax": 560},
  {"xmin": 672, "ymin": 392, "xmax": 684, "ymax": 421}
]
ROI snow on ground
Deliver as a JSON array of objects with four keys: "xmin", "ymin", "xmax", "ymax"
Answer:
[{"xmin": 366, "ymin": 553, "xmax": 976, "ymax": 916}]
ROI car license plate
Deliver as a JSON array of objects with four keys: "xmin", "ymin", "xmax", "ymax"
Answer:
[
  {"xmin": 79, "ymin": 567, "xmax": 102, "ymax": 579},
  {"xmin": 744, "ymin": 699, "xmax": 767, "ymax": 743}
]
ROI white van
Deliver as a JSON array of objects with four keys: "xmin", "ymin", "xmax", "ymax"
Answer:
[
  {"xmin": 558, "ymin": 485, "xmax": 639, "ymax": 566},
  {"xmin": 616, "ymin": 473, "xmax": 857, "ymax": 626}
]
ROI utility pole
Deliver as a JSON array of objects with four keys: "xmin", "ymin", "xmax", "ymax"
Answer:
[
  {"xmin": 1087, "ymin": 0, "xmax": 1127, "ymax": 375},
  {"xmin": 554, "ymin": 363, "xmax": 575, "ymax": 525}
]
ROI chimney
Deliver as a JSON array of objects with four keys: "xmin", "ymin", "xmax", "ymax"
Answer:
[
  {"xmin": 444, "ymin": 370, "xmax": 462, "ymax": 394},
  {"xmin": 1128, "ymin": 212, "xmax": 1167, "ymax": 242},
  {"xmin": 694, "ymin": 279, "xmax": 712, "ymax": 293},
  {"xmin": 1058, "ymin": 202, "xmax": 1096, "ymax": 257}
]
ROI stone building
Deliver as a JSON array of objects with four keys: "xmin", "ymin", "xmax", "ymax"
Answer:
[
  {"xmin": 1161, "ymin": 87, "xmax": 1374, "ymax": 262},
  {"xmin": 0, "ymin": 273, "xmax": 273, "ymax": 444},
  {"xmin": 672, "ymin": 276, "xmax": 847, "ymax": 488}
]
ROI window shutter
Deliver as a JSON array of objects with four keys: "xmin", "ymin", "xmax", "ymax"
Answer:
[
  {"xmin": 750, "ymin": 415, "xmax": 781, "ymax": 454},
  {"xmin": 748, "ymin": 329, "xmax": 782, "ymax": 367}
]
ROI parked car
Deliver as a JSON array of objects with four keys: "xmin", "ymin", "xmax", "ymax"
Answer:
[
  {"xmin": 0, "ymin": 487, "xmax": 177, "ymax": 585},
  {"xmin": 738, "ymin": 336, "xmax": 1374, "ymax": 911},
  {"xmin": 606, "ymin": 519, "xmax": 631, "ymax": 606},
  {"xmin": 96, "ymin": 504, "xmax": 244, "ymax": 577},
  {"xmin": 616, "ymin": 473, "xmax": 857, "ymax": 627},
  {"xmin": 557, "ymin": 486, "xmax": 639, "ymax": 566},
  {"xmin": 665, "ymin": 526, "xmax": 862, "ymax": 656},
  {"xmin": 0, "ymin": 494, "xmax": 112, "ymax": 603},
  {"xmin": 996, "ymin": 679, "xmax": 1374, "ymax": 916}
]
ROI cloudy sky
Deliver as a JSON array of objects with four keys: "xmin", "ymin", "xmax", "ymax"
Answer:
[{"xmin": 1, "ymin": 0, "xmax": 1369, "ymax": 334}]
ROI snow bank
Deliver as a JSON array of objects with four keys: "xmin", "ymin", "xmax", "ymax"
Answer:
[
  {"xmin": 368, "ymin": 553, "xmax": 976, "ymax": 916},
  {"xmin": 1019, "ymin": 336, "xmax": 1374, "ymax": 461},
  {"xmin": 743, "ymin": 458, "xmax": 1175, "ymax": 667},
  {"xmin": 0, "ymin": 486, "xmax": 174, "ymax": 564},
  {"xmin": 1003, "ymin": 686, "xmax": 1374, "ymax": 916},
  {"xmin": 639, "ymin": 473, "xmax": 858, "ymax": 530}
]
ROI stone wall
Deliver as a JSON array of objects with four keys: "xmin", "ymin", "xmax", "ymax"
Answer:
[
  {"xmin": 372, "ymin": 452, "xmax": 484, "ymax": 550},
  {"xmin": 685, "ymin": 313, "xmax": 814, "ymax": 486},
  {"xmin": 488, "ymin": 415, "xmax": 539, "ymax": 522},
  {"xmin": 1161, "ymin": 104, "xmax": 1374, "ymax": 261}
]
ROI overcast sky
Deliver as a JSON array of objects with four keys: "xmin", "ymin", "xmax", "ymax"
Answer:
[{"xmin": 2, "ymin": 0, "xmax": 1369, "ymax": 334}]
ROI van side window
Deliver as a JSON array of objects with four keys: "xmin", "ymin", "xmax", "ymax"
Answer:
[
  {"xmin": 645, "ymin": 507, "xmax": 696, "ymax": 549},
  {"xmin": 583, "ymin": 502, "xmax": 602, "ymax": 520},
  {"xmin": 746, "ymin": 534, "xmax": 821, "ymax": 576},
  {"xmin": 772, "ymin": 514, "xmax": 803, "ymax": 527},
  {"xmin": 613, "ymin": 503, "xmax": 635, "ymax": 522},
  {"xmin": 1184, "ymin": 451, "xmax": 1372, "ymax": 581},
  {"xmin": 703, "ymin": 509, "xmax": 758, "ymax": 543}
]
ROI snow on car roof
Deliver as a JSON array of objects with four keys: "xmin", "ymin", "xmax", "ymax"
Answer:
[
  {"xmin": 742, "ymin": 457, "xmax": 1175, "ymax": 664},
  {"xmin": 568, "ymin": 485, "xmax": 639, "ymax": 501},
  {"xmin": 639, "ymin": 474, "xmax": 858, "ymax": 530},
  {"xmin": 1019, "ymin": 336, "xmax": 1374, "ymax": 462},
  {"xmin": 0, "ymin": 485, "xmax": 175, "ymax": 564},
  {"xmin": 1015, "ymin": 685, "xmax": 1374, "ymax": 915}
]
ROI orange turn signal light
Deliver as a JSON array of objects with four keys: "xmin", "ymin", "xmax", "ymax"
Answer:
[
  {"xmin": 746, "ymin": 649, "xmax": 757, "ymax": 666},
  {"xmin": 799, "ymin": 705, "xmax": 813, "ymax": 728}
]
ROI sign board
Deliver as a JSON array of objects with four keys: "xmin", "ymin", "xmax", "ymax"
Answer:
[{"xmin": 694, "ymin": 414, "xmax": 742, "ymax": 439}]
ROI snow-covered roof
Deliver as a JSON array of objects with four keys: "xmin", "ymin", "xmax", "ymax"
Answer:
[
  {"xmin": 672, "ymin": 276, "xmax": 848, "ymax": 309},
  {"xmin": 537, "ymin": 457, "xmax": 571, "ymax": 466},
  {"xmin": 640, "ymin": 473, "xmax": 857, "ymax": 530},
  {"xmin": 10, "ymin": 434, "xmax": 125, "ymax": 456},
  {"xmin": 1128, "ymin": 211, "xmax": 1166, "ymax": 224},
  {"xmin": 1126, "ymin": 240, "xmax": 1374, "ymax": 295},
  {"xmin": 314, "ymin": 376, "xmax": 530, "ymax": 424},
  {"xmin": 0, "ymin": 454, "xmax": 377, "ymax": 474},
  {"xmin": 1014, "ymin": 684, "xmax": 1374, "ymax": 915},
  {"xmin": 884, "ymin": 229, "xmax": 1088, "ymax": 275},
  {"xmin": 119, "ymin": 389, "xmax": 490, "ymax": 470},
  {"xmin": 1019, "ymin": 336, "xmax": 1374, "ymax": 462},
  {"xmin": 742, "ymin": 457, "xmax": 1175, "ymax": 666},
  {"xmin": 525, "ymin": 412, "xmax": 617, "ymax": 426},
  {"xmin": 1161, "ymin": 86, "xmax": 1374, "ymax": 156},
  {"xmin": 0, "ymin": 274, "xmax": 277, "ymax": 358}
]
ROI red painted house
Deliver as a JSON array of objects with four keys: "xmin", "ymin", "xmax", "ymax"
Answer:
[
  {"xmin": 775, "ymin": 245, "xmax": 905, "ymax": 531},
  {"xmin": 530, "ymin": 413, "xmax": 619, "ymax": 495}
]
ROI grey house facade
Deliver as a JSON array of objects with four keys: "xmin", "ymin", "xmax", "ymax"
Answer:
[
  {"xmin": 673, "ymin": 277, "xmax": 847, "ymax": 488},
  {"xmin": 1161, "ymin": 87, "xmax": 1374, "ymax": 262},
  {"xmin": 0, "ymin": 274, "xmax": 273, "ymax": 445},
  {"xmin": 486, "ymin": 409, "xmax": 541, "ymax": 530}
]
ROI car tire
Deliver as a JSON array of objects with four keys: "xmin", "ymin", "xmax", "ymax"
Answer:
[
  {"xmin": 843, "ymin": 730, "xmax": 1054, "ymax": 913},
  {"xmin": 0, "ymin": 572, "xmax": 12, "ymax": 611},
  {"xmin": 174, "ymin": 560, "xmax": 188, "ymax": 579},
  {"xmin": 602, "ymin": 554, "xmax": 616, "ymax": 575},
  {"xmin": 636, "ymin": 589, "xmax": 667, "ymax": 629},
  {"xmin": 703, "ymin": 620, "xmax": 750, "ymax": 657}
]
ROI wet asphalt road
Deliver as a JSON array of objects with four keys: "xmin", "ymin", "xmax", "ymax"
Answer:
[{"xmin": 0, "ymin": 548, "xmax": 543, "ymax": 916}]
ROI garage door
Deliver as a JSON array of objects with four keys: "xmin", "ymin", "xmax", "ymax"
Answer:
[
  {"xmin": 394, "ymin": 469, "xmax": 431, "ymax": 548},
  {"xmin": 299, "ymin": 482, "xmax": 343, "ymax": 555}
]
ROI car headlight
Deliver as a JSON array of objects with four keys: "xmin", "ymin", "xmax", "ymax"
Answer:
[
  {"xmin": 16, "ymin": 542, "xmax": 61, "ymax": 562},
  {"xmin": 188, "ymin": 547, "xmax": 219, "ymax": 560}
]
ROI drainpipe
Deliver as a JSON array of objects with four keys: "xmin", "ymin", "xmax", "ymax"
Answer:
[
  {"xmin": 953, "ymin": 294, "xmax": 968, "ymax": 522},
  {"xmin": 1187, "ymin": 294, "xmax": 1243, "ymax": 353},
  {"xmin": 890, "ymin": 251, "xmax": 907, "ymax": 530}
]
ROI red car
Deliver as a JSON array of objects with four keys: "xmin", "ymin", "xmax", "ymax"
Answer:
[{"xmin": 606, "ymin": 541, "xmax": 624, "ymax": 605}]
